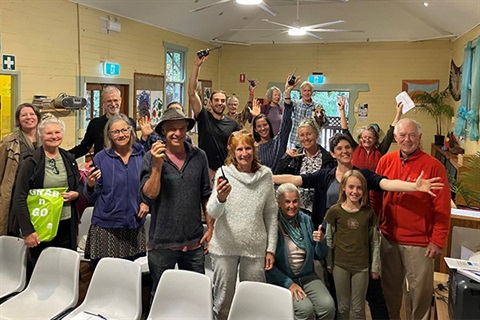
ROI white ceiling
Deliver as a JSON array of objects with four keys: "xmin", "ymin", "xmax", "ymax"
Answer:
[{"xmin": 71, "ymin": 0, "xmax": 480, "ymax": 45}]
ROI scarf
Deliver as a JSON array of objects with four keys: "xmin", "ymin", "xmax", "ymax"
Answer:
[{"xmin": 278, "ymin": 209, "xmax": 305, "ymax": 250}]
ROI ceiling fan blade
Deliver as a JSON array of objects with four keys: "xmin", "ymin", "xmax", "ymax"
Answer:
[
  {"xmin": 306, "ymin": 32, "xmax": 323, "ymax": 40},
  {"xmin": 262, "ymin": 19, "xmax": 293, "ymax": 29},
  {"xmin": 304, "ymin": 20, "xmax": 344, "ymax": 29},
  {"xmin": 231, "ymin": 28, "xmax": 285, "ymax": 31},
  {"xmin": 190, "ymin": 0, "xmax": 231, "ymax": 13},
  {"xmin": 256, "ymin": 2, "xmax": 278, "ymax": 16},
  {"xmin": 308, "ymin": 28, "xmax": 365, "ymax": 33}
]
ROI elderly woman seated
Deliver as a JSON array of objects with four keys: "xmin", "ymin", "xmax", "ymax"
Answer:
[{"xmin": 266, "ymin": 183, "xmax": 335, "ymax": 320}]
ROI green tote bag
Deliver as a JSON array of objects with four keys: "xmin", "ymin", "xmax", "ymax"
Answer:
[{"xmin": 26, "ymin": 187, "xmax": 68, "ymax": 242}]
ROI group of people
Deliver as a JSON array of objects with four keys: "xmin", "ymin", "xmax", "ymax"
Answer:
[{"xmin": 0, "ymin": 53, "xmax": 451, "ymax": 320}]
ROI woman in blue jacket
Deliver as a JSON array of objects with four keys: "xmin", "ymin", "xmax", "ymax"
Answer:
[
  {"xmin": 267, "ymin": 183, "xmax": 335, "ymax": 320},
  {"xmin": 84, "ymin": 113, "xmax": 148, "ymax": 264}
]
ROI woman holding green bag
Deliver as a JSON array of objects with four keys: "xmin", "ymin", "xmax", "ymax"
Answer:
[{"xmin": 11, "ymin": 115, "xmax": 81, "ymax": 264}]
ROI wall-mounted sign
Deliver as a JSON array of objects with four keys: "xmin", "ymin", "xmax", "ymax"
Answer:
[
  {"xmin": 103, "ymin": 62, "xmax": 120, "ymax": 76},
  {"xmin": 308, "ymin": 74, "xmax": 324, "ymax": 84},
  {"xmin": 2, "ymin": 54, "xmax": 16, "ymax": 71}
]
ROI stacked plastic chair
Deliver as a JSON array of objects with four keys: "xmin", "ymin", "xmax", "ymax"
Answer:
[
  {"xmin": 63, "ymin": 257, "xmax": 142, "ymax": 320},
  {"xmin": 148, "ymin": 269, "xmax": 213, "ymax": 319},
  {"xmin": 227, "ymin": 281, "xmax": 294, "ymax": 320},
  {"xmin": 0, "ymin": 236, "xmax": 27, "ymax": 300},
  {"xmin": 0, "ymin": 247, "xmax": 80, "ymax": 319}
]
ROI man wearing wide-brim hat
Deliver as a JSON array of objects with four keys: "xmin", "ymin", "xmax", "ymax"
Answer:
[{"xmin": 139, "ymin": 106, "xmax": 214, "ymax": 298}]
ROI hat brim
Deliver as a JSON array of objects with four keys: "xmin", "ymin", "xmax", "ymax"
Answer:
[{"xmin": 155, "ymin": 118, "xmax": 195, "ymax": 135}]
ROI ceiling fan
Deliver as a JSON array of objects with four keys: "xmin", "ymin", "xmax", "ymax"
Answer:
[
  {"xmin": 232, "ymin": 0, "xmax": 363, "ymax": 40},
  {"xmin": 190, "ymin": 0, "xmax": 279, "ymax": 16}
]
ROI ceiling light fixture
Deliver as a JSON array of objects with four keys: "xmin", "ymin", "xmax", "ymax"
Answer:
[
  {"xmin": 424, "ymin": 2, "xmax": 429, "ymax": 7},
  {"xmin": 288, "ymin": 27, "xmax": 306, "ymax": 36},
  {"xmin": 236, "ymin": 0, "xmax": 262, "ymax": 5}
]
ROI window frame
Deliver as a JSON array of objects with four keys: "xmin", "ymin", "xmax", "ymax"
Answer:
[{"xmin": 163, "ymin": 42, "xmax": 188, "ymax": 106}]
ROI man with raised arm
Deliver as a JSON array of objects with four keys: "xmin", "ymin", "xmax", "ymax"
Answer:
[
  {"xmin": 373, "ymin": 118, "xmax": 451, "ymax": 320},
  {"xmin": 188, "ymin": 54, "xmax": 241, "ymax": 178}
]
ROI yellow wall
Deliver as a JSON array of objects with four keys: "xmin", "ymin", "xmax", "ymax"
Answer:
[
  {"xmin": 0, "ymin": 0, "xmax": 216, "ymax": 149},
  {"xmin": 451, "ymin": 25, "xmax": 480, "ymax": 154},
  {"xmin": 0, "ymin": 0, "xmax": 478, "ymax": 154},
  {"xmin": 219, "ymin": 41, "xmax": 452, "ymax": 150}
]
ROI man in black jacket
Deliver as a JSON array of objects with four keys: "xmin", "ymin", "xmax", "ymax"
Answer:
[{"xmin": 69, "ymin": 85, "xmax": 136, "ymax": 158}]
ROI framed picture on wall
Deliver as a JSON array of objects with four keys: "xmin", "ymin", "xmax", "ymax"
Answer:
[
  {"xmin": 134, "ymin": 73, "xmax": 164, "ymax": 127},
  {"xmin": 402, "ymin": 79, "xmax": 439, "ymax": 102}
]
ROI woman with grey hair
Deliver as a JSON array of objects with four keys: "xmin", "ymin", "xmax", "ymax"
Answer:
[
  {"xmin": 248, "ymin": 86, "xmax": 284, "ymax": 135},
  {"xmin": 84, "ymin": 113, "xmax": 147, "ymax": 266},
  {"xmin": 0, "ymin": 103, "xmax": 41, "ymax": 235},
  {"xmin": 11, "ymin": 115, "xmax": 81, "ymax": 265},
  {"xmin": 267, "ymin": 183, "xmax": 335, "ymax": 320}
]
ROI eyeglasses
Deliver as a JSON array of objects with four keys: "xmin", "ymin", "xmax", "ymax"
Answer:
[
  {"xmin": 49, "ymin": 159, "xmax": 59, "ymax": 175},
  {"xmin": 110, "ymin": 127, "xmax": 131, "ymax": 137}
]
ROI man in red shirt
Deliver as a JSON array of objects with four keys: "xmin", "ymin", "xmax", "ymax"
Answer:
[{"xmin": 374, "ymin": 118, "xmax": 450, "ymax": 320}]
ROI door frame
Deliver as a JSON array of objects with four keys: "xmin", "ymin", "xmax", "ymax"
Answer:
[
  {"xmin": 76, "ymin": 76, "xmax": 133, "ymax": 143},
  {"xmin": 0, "ymin": 71, "xmax": 21, "ymax": 132}
]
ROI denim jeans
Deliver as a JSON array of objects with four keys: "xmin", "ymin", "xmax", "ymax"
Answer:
[{"xmin": 148, "ymin": 246, "xmax": 205, "ymax": 297}]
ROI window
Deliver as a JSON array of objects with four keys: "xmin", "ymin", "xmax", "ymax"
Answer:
[{"xmin": 164, "ymin": 43, "xmax": 187, "ymax": 106}]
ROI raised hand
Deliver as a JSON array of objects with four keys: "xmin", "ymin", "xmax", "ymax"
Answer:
[
  {"xmin": 151, "ymin": 140, "xmax": 166, "ymax": 167},
  {"xmin": 248, "ymin": 99, "xmax": 262, "ymax": 118},
  {"xmin": 415, "ymin": 171, "xmax": 444, "ymax": 196},
  {"xmin": 138, "ymin": 115, "xmax": 153, "ymax": 139},
  {"xmin": 285, "ymin": 72, "xmax": 301, "ymax": 92}
]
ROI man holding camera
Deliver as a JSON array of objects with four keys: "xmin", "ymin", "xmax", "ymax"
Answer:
[
  {"xmin": 188, "ymin": 54, "xmax": 241, "ymax": 178},
  {"xmin": 140, "ymin": 107, "xmax": 213, "ymax": 297}
]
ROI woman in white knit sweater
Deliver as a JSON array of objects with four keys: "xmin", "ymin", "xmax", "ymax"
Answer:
[{"xmin": 207, "ymin": 129, "xmax": 278, "ymax": 320}]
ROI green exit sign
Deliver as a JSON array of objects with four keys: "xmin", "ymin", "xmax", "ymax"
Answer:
[{"xmin": 103, "ymin": 62, "xmax": 120, "ymax": 76}]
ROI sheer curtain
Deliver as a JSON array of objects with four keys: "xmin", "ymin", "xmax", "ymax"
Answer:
[
  {"xmin": 454, "ymin": 37, "xmax": 480, "ymax": 141},
  {"xmin": 467, "ymin": 36, "xmax": 479, "ymax": 141},
  {"xmin": 454, "ymin": 41, "xmax": 472, "ymax": 138}
]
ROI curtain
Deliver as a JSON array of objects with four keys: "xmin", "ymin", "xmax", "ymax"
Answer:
[
  {"xmin": 454, "ymin": 41, "xmax": 472, "ymax": 137},
  {"xmin": 467, "ymin": 36, "xmax": 479, "ymax": 141}
]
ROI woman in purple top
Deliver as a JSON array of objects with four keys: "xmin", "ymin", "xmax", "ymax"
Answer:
[{"xmin": 249, "ymin": 86, "xmax": 284, "ymax": 136}]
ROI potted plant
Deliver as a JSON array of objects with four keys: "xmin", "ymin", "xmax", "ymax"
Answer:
[
  {"xmin": 415, "ymin": 89, "xmax": 455, "ymax": 145},
  {"xmin": 454, "ymin": 152, "xmax": 480, "ymax": 207}
]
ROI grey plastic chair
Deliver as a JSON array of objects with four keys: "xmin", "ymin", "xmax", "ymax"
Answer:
[
  {"xmin": 77, "ymin": 206, "xmax": 93, "ymax": 261},
  {"xmin": 0, "ymin": 247, "xmax": 80, "ymax": 319},
  {"xmin": 134, "ymin": 213, "xmax": 150, "ymax": 274},
  {"xmin": 63, "ymin": 257, "xmax": 142, "ymax": 320},
  {"xmin": 0, "ymin": 236, "xmax": 27, "ymax": 299},
  {"xmin": 227, "ymin": 281, "xmax": 294, "ymax": 320},
  {"xmin": 148, "ymin": 269, "xmax": 213, "ymax": 320}
]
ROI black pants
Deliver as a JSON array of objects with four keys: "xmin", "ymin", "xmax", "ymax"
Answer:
[{"xmin": 366, "ymin": 277, "xmax": 389, "ymax": 320}]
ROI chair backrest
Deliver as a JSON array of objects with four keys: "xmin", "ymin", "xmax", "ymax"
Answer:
[
  {"xmin": 28, "ymin": 247, "xmax": 80, "ymax": 302},
  {"xmin": 0, "ymin": 247, "xmax": 80, "ymax": 319},
  {"xmin": 0, "ymin": 236, "xmax": 27, "ymax": 299},
  {"xmin": 77, "ymin": 206, "xmax": 93, "ymax": 246},
  {"xmin": 227, "ymin": 281, "xmax": 294, "ymax": 320},
  {"xmin": 64, "ymin": 257, "xmax": 142, "ymax": 320},
  {"xmin": 148, "ymin": 269, "xmax": 213, "ymax": 320}
]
